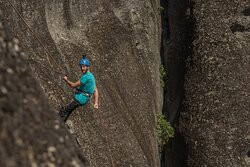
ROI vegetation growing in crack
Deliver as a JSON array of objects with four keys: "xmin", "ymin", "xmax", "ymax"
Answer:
[
  {"xmin": 159, "ymin": 6, "xmax": 165, "ymax": 13},
  {"xmin": 156, "ymin": 113, "xmax": 174, "ymax": 152},
  {"xmin": 160, "ymin": 65, "xmax": 167, "ymax": 88}
]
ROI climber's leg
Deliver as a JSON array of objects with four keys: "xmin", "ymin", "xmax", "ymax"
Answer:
[{"xmin": 59, "ymin": 99, "xmax": 81, "ymax": 123}]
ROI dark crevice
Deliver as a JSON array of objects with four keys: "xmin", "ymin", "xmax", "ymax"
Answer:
[
  {"xmin": 230, "ymin": 23, "xmax": 246, "ymax": 33},
  {"xmin": 162, "ymin": 131, "xmax": 188, "ymax": 167},
  {"xmin": 241, "ymin": 7, "xmax": 250, "ymax": 16},
  {"xmin": 160, "ymin": 0, "xmax": 195, "ymax": 166}
]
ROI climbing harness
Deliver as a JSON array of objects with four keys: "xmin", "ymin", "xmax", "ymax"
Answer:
[{"xmin": 75, "ymin": 88, "xmax": 92, "ymax": 98}]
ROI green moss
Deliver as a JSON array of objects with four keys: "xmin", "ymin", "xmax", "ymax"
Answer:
[
  {"xmin": 159, "ymin": 65, "xmax": 167, "ymax": 88},
  {"xmin": 156, "ymin": 113, "xmax": 174, "ymax": 152},
  {"xmin": 159, "ymin": 6, "xmax": 165, "ymax": 12}
]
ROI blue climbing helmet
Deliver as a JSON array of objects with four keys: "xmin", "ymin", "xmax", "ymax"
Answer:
[{"xmin": 79, "ymin": 55, "xmax": 91, "ymax": 67}]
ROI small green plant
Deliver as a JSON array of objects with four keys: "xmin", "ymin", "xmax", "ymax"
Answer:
[
  {"xmin": 159, "ymin": 65, "xmax": 167, "ymax": 88},
  {"xmin": 159, "ymin": 6, "xmax": 165, "ymax": 12},
  {"xmin": 156, "ymin": 113, "xmax": 174, "ymax": 152}
]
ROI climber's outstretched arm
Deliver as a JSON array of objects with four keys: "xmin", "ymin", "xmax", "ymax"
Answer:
[{"xmin": 63, "ymin": 76, "xmax": 80, "ymax": 88}]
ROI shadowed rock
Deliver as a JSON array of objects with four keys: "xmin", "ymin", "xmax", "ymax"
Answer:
[{"xmin": 160, "ymin": 0, "xmax": 190, "ymax": 166}]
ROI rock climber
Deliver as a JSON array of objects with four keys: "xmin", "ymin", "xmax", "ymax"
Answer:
[{"xmin": 59, "ymin": 55, "xmax": 99, "ymax": 123}]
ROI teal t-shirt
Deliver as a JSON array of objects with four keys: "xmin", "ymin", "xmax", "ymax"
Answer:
[{"xmin": 74, "ymin": 71, "xmax": 96, "ymax": 105}]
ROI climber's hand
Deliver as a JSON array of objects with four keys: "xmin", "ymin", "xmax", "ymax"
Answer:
[
  {"xmin": 94, "ymin": 103, "xmax": 99, "ymax": 109},
  {"xmin": 63, "ymin": 76, "xmax": 68, "ymax": 81}
]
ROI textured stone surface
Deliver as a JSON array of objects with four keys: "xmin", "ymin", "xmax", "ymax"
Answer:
[
  {"xmin": 1, "ymin": 0, "xmax": 162, "ymax": 166},
  {"xmin": 0, "ymin": 14, "xmax": 88, "ymax": 167},
  {"xmin": 182, "ymin": 0, "xmax": 250, "ymax": 166}
]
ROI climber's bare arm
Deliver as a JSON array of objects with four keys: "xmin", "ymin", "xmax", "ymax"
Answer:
[
  {"xmin": 93, "ymin": 87, "xmax": 99, "ymax": 109},
  {"xmin": 63, "ymin": 76, "xmax": 80, "ymax": 88}
]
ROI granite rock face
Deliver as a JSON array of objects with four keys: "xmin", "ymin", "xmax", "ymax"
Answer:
[
  {"xmin": 0, "ymin": 15, "xmax": 88, "ymax": 167},
  {"xmin": 1, "ymin": 0, "xmax": 162, "ymax": 166},
  {"xmin": 182, "ymin": 0, "xmax": 250, "ymax": 166}
]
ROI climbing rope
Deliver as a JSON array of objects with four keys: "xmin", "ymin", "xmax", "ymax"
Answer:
[
  {"xmin": 6, "ymin": 0, "xmax": 65, "ymax": 75},
  {"xmin": 7, "ymin": 1, "xmax": 116, "ymax": 166}
]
